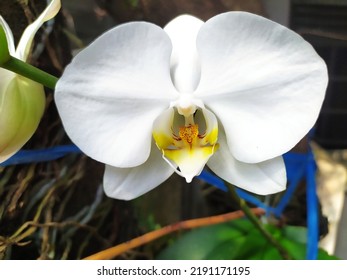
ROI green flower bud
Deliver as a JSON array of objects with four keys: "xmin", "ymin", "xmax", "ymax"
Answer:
[{"xmin": 0, "ymin": 73, "xmax": 45, "ymax": 162}]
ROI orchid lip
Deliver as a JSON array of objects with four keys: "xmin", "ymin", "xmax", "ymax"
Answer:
[{"xmin": 152, "ymin": 104, "xmax": 219, "ymax": 182}]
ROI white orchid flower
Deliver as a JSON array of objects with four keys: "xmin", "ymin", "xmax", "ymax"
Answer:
[
  {"xmin": 0, "ymin": 0, "xmax": 61, "ymax": 163},
  {"xmin": 55, "ymin": 12, "xmax": 327, "ymax": 200}
]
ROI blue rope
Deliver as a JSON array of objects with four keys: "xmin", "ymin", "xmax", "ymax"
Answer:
[
  {"xmin": 0, "ymin": 145, "xmax": 81, "ymax": 167},
  {"xmin": 273, "ymin": 153, "xmax": 308, "ymax": 217},
  {"xmin": 198, "ymin": 170, "xmax": 228, "ymax": 192},
  {"xmin": 198, "ymin": 170, "xmax": 275, "ymax": 213},
  {"xmin": 306, "ymin": 152, "xmax": 319, "ymax": 260},
  {"xmin": 236, "ymin": 188, "xmax": 275, "ymax": 214}
]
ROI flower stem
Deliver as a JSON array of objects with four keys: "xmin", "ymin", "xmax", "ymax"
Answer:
[
  {"xmin": 1, "ymin": 55, "xmax": 58, "ymax": 89},
  {"xmin": 226, "ymin": 183, "xmax": 293, "ymax": 260}
]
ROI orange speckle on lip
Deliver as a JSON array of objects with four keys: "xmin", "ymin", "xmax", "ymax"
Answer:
[{"xmin": 179, "ymin": 124, "xmax": 199, "ymax": 144}]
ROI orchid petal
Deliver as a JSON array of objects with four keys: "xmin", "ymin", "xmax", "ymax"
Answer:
[
  {"xmin": 103, "ymin": 143, "xmax": 174, "ymax": 200},
  {"xmin": 195, "ymin": 12, "xmax": 327, "ymax": 163},
  {"xmin": 0, "ymin": 73, "xmax": 45, "ymax": 163},
  {"xmin": 152, "ymin": 107, "xmax": 175, "ymax": 151},
  {"xmin": 55, "ymin": 22, "xmax": 178, "ymax": 168},
  {"xmin": 164, "ymin": 15, "xmax": 203, "ymax": 93},
  {"xmin": 15, "ymin": 0, "xmax": 61, "ymax": 61},
  {"xmin": 0, "ymin": 16, "xmax": 15, "ymax": 55},
  {"xmin": 207, "ymin": 129, "xmax": 286, "ymax": 195}
]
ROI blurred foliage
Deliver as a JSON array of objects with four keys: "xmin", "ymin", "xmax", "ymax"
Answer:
[{"xmin": 157, "ymin": 219, "xmax": 338, "ymax": 260}]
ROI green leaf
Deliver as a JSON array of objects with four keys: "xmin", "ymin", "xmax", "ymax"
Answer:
[
  {"xmin": 156, "ymin": 219, "xmax": 339, "ymax": 260},
  {"xmin": 317, "ymin": 248, "xmax": 340, "ymax": 260},
  {"xmin": 283, "ymin": 225, "xmax": 307, "ymax": 243},
  {"xmin": 280, "ymin": 226, "xmax": 339, "ymax": 260},
  {"xmin": 279, "ymin": 238, "xmax": 307, "ymax": 259},
  {"xmin": 127, "ymin": 0, "xmax": 139, "ymax": 8},
  {"xmin": 157, "ymin": 219, "xmax": 252, "ymax": 260}
]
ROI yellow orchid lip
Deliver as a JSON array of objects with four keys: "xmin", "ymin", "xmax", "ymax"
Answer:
[{"xmin": 152, "ymin": 103, "xmax": 219, "ymax": 183}]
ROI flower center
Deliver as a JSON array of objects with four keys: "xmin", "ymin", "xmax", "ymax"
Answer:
[
  {"xmin": 179, "ymin": 124, "xmax": 199, "ymax": 144},
  {"xmin": 153, "ymin": 97, "xmax": 219, "ymax": 183}
]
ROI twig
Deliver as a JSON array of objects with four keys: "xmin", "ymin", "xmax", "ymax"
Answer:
[{"xmin": 83, "ymin": 208, "xmax": 264, "ymax": 260}]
